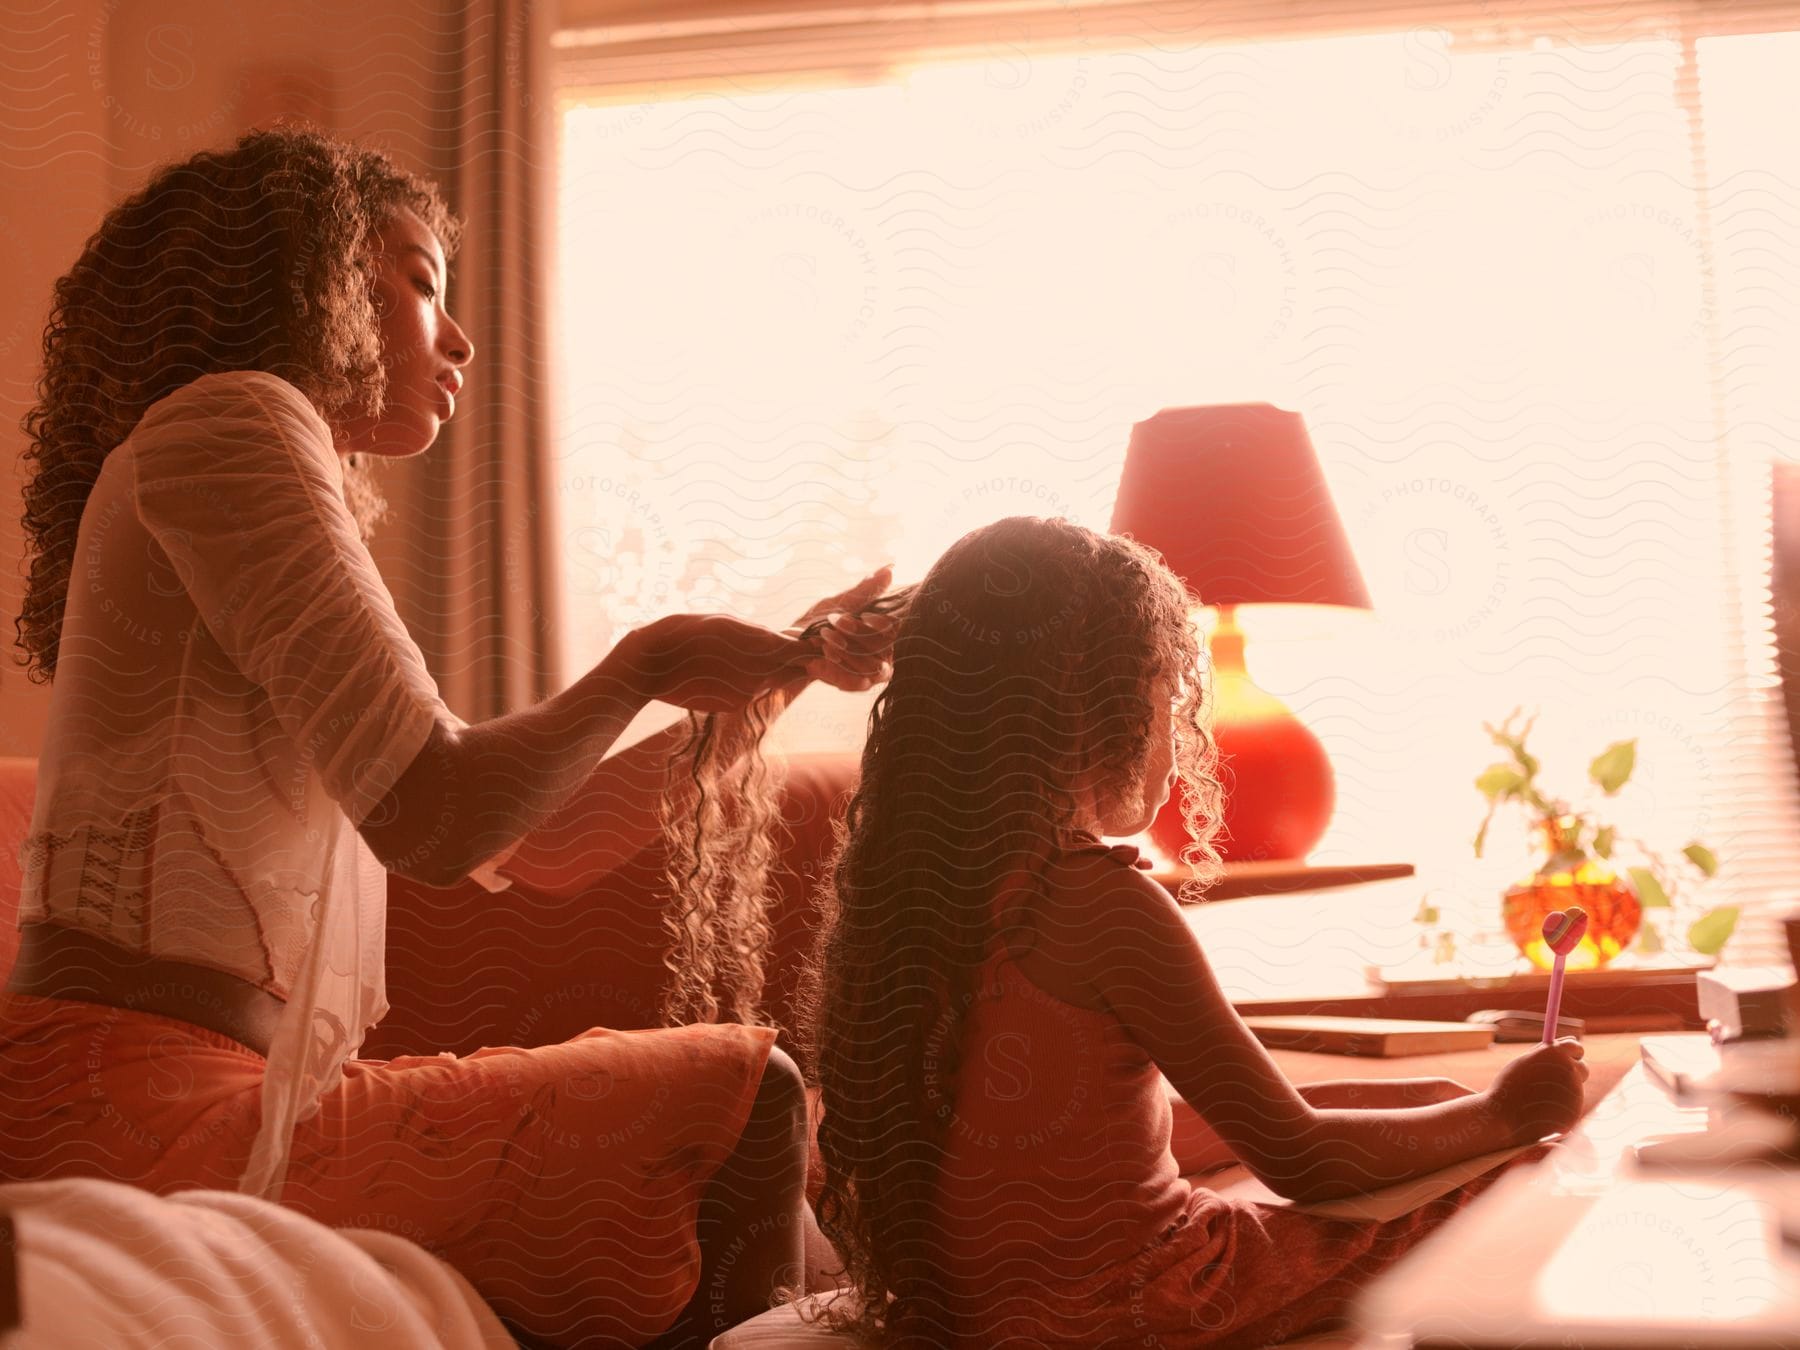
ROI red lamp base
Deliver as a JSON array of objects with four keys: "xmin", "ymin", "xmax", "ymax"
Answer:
[{"xmin": 1149, "ymin": 663, "xmax": 1336, "ymax": 865}]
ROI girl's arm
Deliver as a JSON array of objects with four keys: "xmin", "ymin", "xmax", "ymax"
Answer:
[
  {"xmin": 1299, "ymin": 1078, "xmax": 1478, "ymax": 1108},
  {"xmin": 1043, "ymin": 856, "xmax": 1529, "ymax": 1202},
  {"xmin": 1167, "ymin": 1077, "xmax": 1476, "ymax": 1175}
]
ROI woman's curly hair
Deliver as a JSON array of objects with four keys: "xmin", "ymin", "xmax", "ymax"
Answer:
[
  {"xmin": 801, "ymin": 515, "xmax": 1224, "ymax": 1346},
  {"xmin": 15, "ymin": 125, "xmax": 462, "ymax": 682}
]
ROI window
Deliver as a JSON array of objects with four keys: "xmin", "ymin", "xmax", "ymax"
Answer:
[{"xmin": 553, "ymin": 6, "xmax": 1800, "ymax": 965}]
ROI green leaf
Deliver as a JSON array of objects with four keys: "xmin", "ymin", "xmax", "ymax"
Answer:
[
  {"xmin": 1683, "ymin": 843, "xmax": 1720, "ymax": 878},
  {"xmin": 1687, "ymin": 905, "xmax": 1740, "ymax": 956},
  {"xmin": 1475, "ymin": 766, "xmax": 1526, "ymax": 801},
  {"xmin": 1473, "ymin": 812, "xmax": 1494, "ymax": 859},
  {"xmin": 1635, "ymin": 920, "xmax": 1665, "ymax": 955},
  {"xmin": 1589, "ymin": 739, "xmax": 1637, "ymax": 795},
  {"xmin": 1593, "ymin": 825, "xmax": 1616, "ymax": 859},
  {"xmin": 1628, "ymin": 866, "xmax": 1670, "ymax": 908}
]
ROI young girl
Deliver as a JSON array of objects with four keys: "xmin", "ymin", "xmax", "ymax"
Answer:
[
  {"xmin": 3, "ymin": 126, "xmax": 894, "ymax": 1349},
  {"xmin": 809, "ymin": 515, "xmax": 1589, "ymax": 1348}
]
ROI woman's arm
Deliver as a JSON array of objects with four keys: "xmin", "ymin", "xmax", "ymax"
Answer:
[
  {"xmin": 364, "ymin": 585, "xmax": 895, "ymax": 888},
  {"xmin": 1045, "ymin": 858, "xmax": 1527, "ymax": 1202},
  {"xmin": 428, "ymin": 573, "xmax": 893, "ymax": 895},
  {"xmin": 359, "ymin": 626, "xmax": 662, "ymax": 886},
  {"xmin": 489, "ymin": 673, "xmax": 808, "ymax": 897},
  {"xmin": 362, "ymin": 615, "xmax": 822, "ymax": 885},
  {"xmin": 128, "ymin": 373, "xmax": 890, "ymax": 891}
]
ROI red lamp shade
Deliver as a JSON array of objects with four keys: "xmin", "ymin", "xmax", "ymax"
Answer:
[
  {"xmin": 1110, "ymin": 404, "xmax": 1370, "ymax": 863},
  {"xmin": 1111, "ymin": 405, "xmax": 1370, "ymax": 610}
]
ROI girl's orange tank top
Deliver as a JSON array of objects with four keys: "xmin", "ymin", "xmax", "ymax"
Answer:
[{"xmin": 933, "ymin": 833, "xmax": 1192, "ymax": 1301}]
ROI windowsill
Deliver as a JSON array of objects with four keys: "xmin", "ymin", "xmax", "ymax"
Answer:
[
  {"xmin": 1184, "ymin": 878, "xmax": 1429, "ymax": 1004},
  {"xmin": 1150, "ymin": 860, "xmax": 1416, "ymax": 900},
  {"xmin": 1188, "ymin": 880, "xmax": 1707, "ymax": 1032}
]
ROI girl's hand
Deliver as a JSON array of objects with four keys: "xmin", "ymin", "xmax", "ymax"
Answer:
[
  {"xmin": 625, "ymin": 613, "xmax": 817, "ymax": 713},
  {"xmin": 1483, "ymin": 1037, "xmax": 1590, "ymax": 1144},
  {"xmin": 785, "ymin": 566, "xmax": 899, "ymax": 693}
]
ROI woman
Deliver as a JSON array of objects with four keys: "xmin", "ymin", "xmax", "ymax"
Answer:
[{"xmin": 2, "ymin": 126, "xmax": 893, "ymax": 1348}]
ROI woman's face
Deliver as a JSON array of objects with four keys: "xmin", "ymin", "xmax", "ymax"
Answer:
[{"xmin": 334, "ymin": 208, "xmax": 474, "ymax": 459}]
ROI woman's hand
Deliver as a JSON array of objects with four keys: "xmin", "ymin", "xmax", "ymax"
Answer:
[
  {"xmin": 624, "ymin": 613, "xmax": 818, "ymax": 714},
  {"xmin": 785, "ymin": 565, "xmax": 899, "ymax": 694},
  {"xmin": 1483, "ymin": 1038, "xmax": 1590, "ymax": 1144},
  {"xmin": 622, "ymin": 568, "xmax": 901, "ymax": 713}
]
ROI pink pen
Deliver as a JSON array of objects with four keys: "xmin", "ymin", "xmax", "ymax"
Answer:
[{"xmin": 1540, "ymin": 906, "xmax": 1589, "ymax": 1046}]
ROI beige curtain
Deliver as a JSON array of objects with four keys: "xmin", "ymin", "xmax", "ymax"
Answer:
[{"xmin": 397, "ymin": 0, "xmax": 564, "ymax": 720}]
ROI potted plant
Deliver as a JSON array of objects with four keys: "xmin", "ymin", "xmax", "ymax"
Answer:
[{"xmin": 1472, "ymin": 708, "xmax": 1734, "ymax": 971}]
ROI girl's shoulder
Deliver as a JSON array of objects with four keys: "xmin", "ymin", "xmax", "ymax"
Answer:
[
  {"xmin": 993, "ymin": 833, "xmax": 1156, "ymax": 920},
  {"xmin": 1045, "ymin": 838, "xmax": 1164, "ymax": 928},
  {"xmin": 993, "ymin": 835, "xmax": 1166, "ymax": 1013}
]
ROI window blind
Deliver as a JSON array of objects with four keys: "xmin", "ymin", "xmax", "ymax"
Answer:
[
  {"xmin": 555, "ymin": 1, "xmax": 1800, "ymax": 94},
  {"xmin": 1687, "ymin": 28, "xmax": 1800, "ymax": 964}
]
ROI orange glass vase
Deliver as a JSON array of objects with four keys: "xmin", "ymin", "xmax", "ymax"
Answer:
[{"xmin": 1501, "ymin": 817, "xmax": 1642, "ymax": 971}]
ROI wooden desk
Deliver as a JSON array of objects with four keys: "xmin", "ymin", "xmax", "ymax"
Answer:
[
  {"xmin": 1238, "ymin": 966, "xmax": 1704, "ymax": 1030},
  {"xmin": 1172, "ymin": 1036, "xmax": 1649, "ymax": 1349},
  {"xmin": 1352, "ymin": 1049, "xmax": 1800, "ymax": 1347}
]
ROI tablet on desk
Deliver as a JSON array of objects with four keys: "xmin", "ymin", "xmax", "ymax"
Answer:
[{"xmin": 1356, "ymin": 1167, "xmax": 1800, "ymax": 1347}]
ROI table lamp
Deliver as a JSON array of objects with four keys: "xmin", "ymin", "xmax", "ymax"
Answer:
[{"xmin": 1110, "ymin": 404, "xmax": 1371, "ymax": 864}]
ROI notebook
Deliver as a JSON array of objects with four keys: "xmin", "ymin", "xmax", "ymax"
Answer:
[
  {"xmin": 1243, "ymin": 1015, "xmax": 1496, "ymax": 1058},
  {"xmin": 1208, "ymin": 1143, "xmax": 1535, "ymax": 1222}
]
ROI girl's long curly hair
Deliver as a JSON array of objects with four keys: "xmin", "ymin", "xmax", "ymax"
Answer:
[
  {"xmin": 656, "ymin": 699, "xmax": 789, "ymax": 1027},
  {"xmin": 802, "ymin": 515, "xmax": 1225, "ymax": 1347},
  {"xmin": 15, "ymin": 125, "xmax": 462, "ymax": 682},
  {"xmin": 656, "ymin": 584, "xmax": 919, "ymax": 1028}
]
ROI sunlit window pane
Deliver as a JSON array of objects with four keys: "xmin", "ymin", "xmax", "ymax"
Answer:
[{"xmin": 554, "ymin": 25, "xmax": 1796, "ymax": 939}]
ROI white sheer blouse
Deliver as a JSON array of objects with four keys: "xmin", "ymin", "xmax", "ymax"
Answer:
[{"xmin": 18, "ymin": 369, "xmax": 512, "ymax": 1200}]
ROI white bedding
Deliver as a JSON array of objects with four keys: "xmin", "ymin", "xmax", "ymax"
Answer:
[{"xmin": 0, "ymin": 1177, "xmax": 515, "ymax": 1349}]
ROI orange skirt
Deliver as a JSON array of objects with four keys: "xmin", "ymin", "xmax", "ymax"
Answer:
[
  {"xmin": 0, "ymin": 991, "xmax": 775, "ymax": 1346},
  {"xmin": 953, "ymin": 1146, "xmax": 1555, "ymax": 1348}
]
